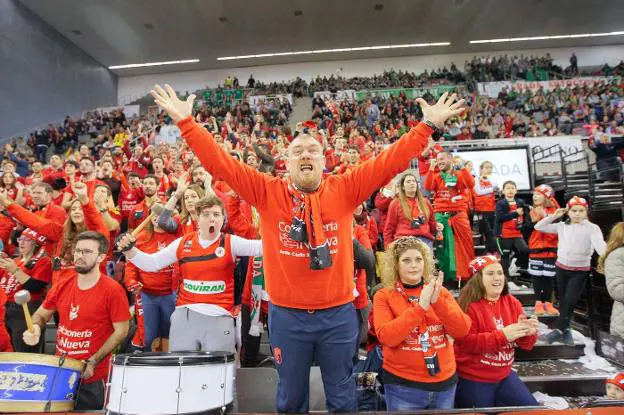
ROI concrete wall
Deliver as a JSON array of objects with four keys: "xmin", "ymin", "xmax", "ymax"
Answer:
[{"xmin": 0, "ymin": 0, "xmax": 118, "ymax": 139}]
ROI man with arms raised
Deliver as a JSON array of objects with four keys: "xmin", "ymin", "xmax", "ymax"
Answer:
[
  {"xmin": 23, "ymin": 231, "xmax": 130, "ymax": 410},
  {"xmin": 151, "ymin": 85, "xmax": 464, "ymax": 413}
]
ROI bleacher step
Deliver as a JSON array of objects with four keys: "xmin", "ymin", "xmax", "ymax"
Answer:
[
  {"xmin": 516, "ymin": 359, "xmax": 619, "ymax": 396},
  {"xmin": 524, "ymin": 306, "xmax": 558, "ymax": 325},
  {"xmin": 515, "ymin": 342, "xmax": 585, "ymax": 361}
]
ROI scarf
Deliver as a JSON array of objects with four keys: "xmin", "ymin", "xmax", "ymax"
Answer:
[
  {"xmin": 440, "ymin": 171, "xmax": 457, "ymax": 188},
  {"xmin": 287, "ymin": 180, "xmax": 332, "ymax": 270},
  {"xmin": 249, "ymin": 256, "xmax": 266, "ymax": 337},
  {"xmin": 394, "ymin": 281, "xmax": 441, "ymax": 376}
]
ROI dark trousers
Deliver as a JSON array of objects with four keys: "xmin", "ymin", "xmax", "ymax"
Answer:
[
  {"xmin": 477, "ymin": 211, "xmax": 497, "ymax": 254},
  {"xmin": 76, "ymin": 379, "xmax": 105, "ymax": 410},
  {"xmin": 5, "ymin": 301, "xmax": 44, "ymax": 353},
  {"xmin": 455, "ymin": 372, "xmax": 538, "ymax": 408},
  {"xmin": 555, "ymin": 266, "xmax": 589, "ymax": 331},
  {"xmin": 240, "ymin": 304, "xmax": 269, "ymax": 366},
  {"xmin": 498, "ymin": 237, "xmax": 529, "ymax": 278},
  {"xmin": 268, "ymin": 302, "xmax": 359, "ymax": 413}
]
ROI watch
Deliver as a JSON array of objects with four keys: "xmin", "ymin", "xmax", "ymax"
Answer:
[
  {"xmin": 87, "ymin": 357, "xmax": 98, "ymax": 367},
  {"xmin": 422, "ymin": 119, "xmax": 440, "ymax": 132}
]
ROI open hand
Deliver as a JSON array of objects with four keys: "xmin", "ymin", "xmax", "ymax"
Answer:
[
  {"xmin": 416, "ymin": 92, "xmax": 466, "ymax": 128},
  {"xmin": 150, "ymin": 84, "xmax": 195, "ymax": 123},
  {"xmin": 72, "ymin": 182, "xmax": 89, "ymax": 203},
  {"xmin": 430, "ymin": 273, "xmax": 444, "ymax": 304}
]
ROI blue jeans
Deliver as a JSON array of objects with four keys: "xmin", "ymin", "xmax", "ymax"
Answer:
[
  {"xmin": 455, "ymin": 371, "xmax": 538, "ymax": 408},
  {"xmin": 269, "ymin": 302, "xmax": 359, "ymax": 413},
  {"xmin": 140, "ymin": 292, "xmax": 176, "ymax": 351},
  {"xmin": 384, "ymin": 382, "xmax": 456, "ymax": 411}
]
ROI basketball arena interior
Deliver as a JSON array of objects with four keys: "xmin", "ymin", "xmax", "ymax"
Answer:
[{"xmin": 1, "ymin": 0, "xmax": 624, "ymax": 414}]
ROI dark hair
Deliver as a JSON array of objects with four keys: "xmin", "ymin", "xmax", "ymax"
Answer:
[
  {"xmin": 142, "ymin": 174, "xmax": 158, "ymax": 185},
  {"xmin": 65, "ymin": 160, "xmax": 79, "ymax": 169},
  {"xmin": 128, "ymin": 172, "xmax": 140, "ymax": 179},
  {"xmin": 95, "ymin": 183, "xmax": 112, "ymax": 196},
  {"xmin": 502, "ymin": 180, "xmax": 517, "ymax": 189},
  {"xmin": 80, "ymin": 157, "xmax": 95, "ymax": 165},
  {"xmin": 75, "ymin": 231, "xmax": 109, "ymax": 255}
]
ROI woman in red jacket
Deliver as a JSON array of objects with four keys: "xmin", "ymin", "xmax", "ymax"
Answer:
[
  {"xmin": 383, "ymin": 172, "xmax": 439, "ymax": 250},
  {"xmin": 455, "ymin": 255, "xmax": 538, "ymax": 408},
  {"xmin": 0, "ymin": 182, "xmax": 109, "ymax": 285},
  {"xmin": 374, "ymin": 237, "xmax": 471, "ymax": 411}
]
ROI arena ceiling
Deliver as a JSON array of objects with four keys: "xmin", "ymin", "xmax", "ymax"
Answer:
[{"xmin": 18, "ymin": 0, "xmax": 624, "ymax": 77}]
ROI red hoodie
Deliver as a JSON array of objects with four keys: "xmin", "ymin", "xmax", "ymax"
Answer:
[
  {"xmin": 383, "ymin": 197, "xmax": 436, "ymax": 248},
  {"xmin": 454, "ymin": 294, "xmax": 536, "ymax": 383}
]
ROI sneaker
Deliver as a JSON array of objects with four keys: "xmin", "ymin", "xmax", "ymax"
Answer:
[
  {"xmin": 546, "ymin": 329, "xmax": 563, "ymax": 344},
  {"xmin": 562, "ymin": 330, "xmax": 574, "ymax": 346},
  {"xmin": 509, "ymin": 258, "xmax": 520, "ymax": 277},
  {"xmin": 534, "ymin": 301, "xmax": 545, "ymax": 316},
  {"xmin": 544, "ymin": 302, "xmax": 560, "ymax": 316}
]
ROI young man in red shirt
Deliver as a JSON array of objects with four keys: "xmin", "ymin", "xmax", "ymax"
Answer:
[
  {"xmin": 118, "ymin": 195, "xmax": 262, "ymax": 353},
  {"xmin": 150, "ymin": 85, "xmax": 465, "ymax": 413},
  {"xmin": 127, "ymin": 175, "xmax": 160, "ymax": 232},
  {"xmin": 24, "ymin": 231, "xmax": 130, "ymax": 410}
]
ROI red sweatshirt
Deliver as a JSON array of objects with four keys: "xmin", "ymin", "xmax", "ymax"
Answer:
[
  {"xmin": 454, "ymin": 295, "xmax": 537, "ymax": 383},
  {"xmin": 374, "ymin": 285, "xmax": 471, "ymax": 383},
  {"xmin": 353, "ymin": 225, "xmax": 370, "ymax": 310},
  {"xmin": 7, "ymin": 200, "xmax": 109, "ymax": 285},
  {"xmin": 178, "ymin": 117, "xmax": 433, "ymax": 309},
  {"xmin": 125, "ymin": 230, "xmax": 179, "ymax": 295},
  {"xmin": 424, "ymin": 168, "xmax": 475, "ymax": 212},
  {"xmin": 374, "ymin": 190, "xmax": 393, "ymax": 233},
  {"xmin": 383, "ymin": 197, "xmax": 436, "ymax": 248}
]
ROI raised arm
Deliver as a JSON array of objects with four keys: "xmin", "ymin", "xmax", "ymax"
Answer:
[
  {"xmin": 338, "ymin": 93, "xmax": 465, "ymax": 206},
  {"xmin": 1, "ymin": 191, "xmax": 62, "ymax": 241},
  {"xmin": 151, "ymin": 85, "xmax": 269, "ymax": 208}
]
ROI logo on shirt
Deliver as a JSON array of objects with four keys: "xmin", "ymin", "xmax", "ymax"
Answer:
[
  {"xmin": 69, "ymin": 303, "xmax": 79, "ymax": 321},
  {"xmin": 158, "ymin": 241, "xmax": 167, "ymax": 250},
  {"xmin": 493, "ymin": 316, "xmax": 504, "ymax": 330},
  {"xmin": 183, "ymin": 280, "xmax": 226, "ymax": 294},
  {"xmin": 183, "ymin": 240, "xmax": 193, "ymax": 252}
]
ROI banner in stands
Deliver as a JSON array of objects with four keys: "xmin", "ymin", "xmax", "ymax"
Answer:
[
  {"xmin": 453, "ymin": 147, "xmax": 533, "ymax": 191},
  {"xmin": 89, "ymin": 105, "xmax": 140, "ymax": 119},
  {"xmin": 247, "ymin": 94, "xmax": 293, "ymax": 107},
  {"xmin": 313, "ymin": 90, "xmax": 357, "ymax": 101},
  {"xmin": 477, "ymin": 77, "xmax": 612, "ymax": 98},
  {"xmin": 355, "ymin": 85, "xmax": 461, "ymax": 101},
  {"xmin": 525, "ymin": 136, "xmax": 584, "ymax": 162}
]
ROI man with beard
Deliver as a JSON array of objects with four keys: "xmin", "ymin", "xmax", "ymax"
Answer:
[
  {"xmin": 150, "ymin": 85, "xmax": 465, "ymax": 413},
  {"xmin": 23, "ymin": 231, "xmax": 130, "ymax": 410},
  {"xmin": 424, "ymin": 151, "xmax": 475, "ymax": 284},
  {"xmin": 128, "ymin": 175, "xmax": 160, "ymax": 232}
]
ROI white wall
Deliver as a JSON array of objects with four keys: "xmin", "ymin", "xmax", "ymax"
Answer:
[{"xmin": 117, "ymin": 45, "xmax": 624, "ymax": 103}]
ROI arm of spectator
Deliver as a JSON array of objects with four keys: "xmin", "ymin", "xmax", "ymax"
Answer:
[
  {"xmin": 383, "ymin": 200, "xmax": 399, "ymax": 249},
  {"xmin": 430, "ymin": 288, "xmax": 471, "ymax": 339},
  {"xmin": 353, "ymin": 238, "xmax": 376, "ymax": 289},
  {"xmin": 225, "ymin": 194, "xmax": 259, "ymax": 239},
  {"xmin": 373, "ymin": 289, "xmax": 426, "ymax": 348},
  {"xmin": 128, "ymin": 238, "xmax": 182, "ymax": 272},
  {"xmin": 253, "ymin": 143, "xmax": 275, "ymax": 165}
]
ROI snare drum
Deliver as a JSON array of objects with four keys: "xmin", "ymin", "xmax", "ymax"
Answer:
[
  {"xmin": 0, "ymin": 352, "xmax": 84, "ymax": 412},
  {"xmin": 107, "ymin": 351, "xmax": 236, "ymax": 415}
]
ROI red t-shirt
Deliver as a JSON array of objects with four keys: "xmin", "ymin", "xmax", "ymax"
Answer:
[
  {"xmin": 43, "ymin": 274, "xmax": 131, "ymax": 383},
  {"xmin": 501, "ymin": 201, "xmax": 523, "ymax": 239},
  {"xmin": 0, "ymin": 256, "xmax": 52, "ymax": 302}
]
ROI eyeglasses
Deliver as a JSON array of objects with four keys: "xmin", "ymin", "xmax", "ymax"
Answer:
[{"xmin": 74, "ymin": 248, "xmax": 97, "ymax": 257}]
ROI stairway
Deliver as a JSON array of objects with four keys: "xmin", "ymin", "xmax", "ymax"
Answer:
[{"xmin": 288, "ymin": 97, "xmax": 313, "ymax": 131}]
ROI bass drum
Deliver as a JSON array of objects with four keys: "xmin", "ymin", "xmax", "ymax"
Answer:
[
  {"xmin": 0, "ymin": 352, "xmax": 85, "ymax": 413},
  {"xmin": 107, "ymin": 351, "xmax": 236, "ymax": 415}
]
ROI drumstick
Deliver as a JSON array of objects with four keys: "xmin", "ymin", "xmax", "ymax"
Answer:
[
  {"xmin": 131, "ymin": 203, "xmax": 164, "ymax": 237},
  {"xmin": 14, "ymin": 290, "xmax": 34, "ymax": 333}
]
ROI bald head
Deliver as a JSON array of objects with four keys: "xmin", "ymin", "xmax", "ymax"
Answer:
[{"xmin": 287, "ymin": 134, "xmax": 325, "ymax": 192}]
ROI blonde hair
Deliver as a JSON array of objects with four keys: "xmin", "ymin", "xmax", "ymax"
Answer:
[
  {"xmin": 397, "ymin": 172, "xmax": 430, "ymax": 221},
  {"xmin": 380, "ymin": 237, "xmax": 434, "ymax": 289},
  {"xmin": 598, "ymin": 222, "xmax": 624, "ymax": 272}
]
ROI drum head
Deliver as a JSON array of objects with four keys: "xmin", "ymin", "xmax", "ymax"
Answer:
[{"xmin": 112, "ymin": 351, "xmax": 235, "ymax": 366}]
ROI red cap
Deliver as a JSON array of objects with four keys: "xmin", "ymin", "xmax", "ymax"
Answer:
[
  {"xmin": 534, "ymin": 184, "xmax": 554, "ymax": 199},
  {"xmin": 567, "ymin": 196, "xmax": 588, "ymax": 210},
  {"xmin": 302, "ymin": 120, "xmax": 317, "ymax": 130},
  {"xmin": 469, "ymin": 255, "xmax": 500, "ymax": 275},
  {"xmin": 606, "ymin": 373, "xmax": 624, "ymax": 391},
  {"xmin": 20, "ymin": 228, "xmax": 47, "ymax": 245}
]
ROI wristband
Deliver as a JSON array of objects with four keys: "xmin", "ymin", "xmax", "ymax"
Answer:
[{"xmin": 422, "ymin": 119, "xmax": 439, "ymax": 131}]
